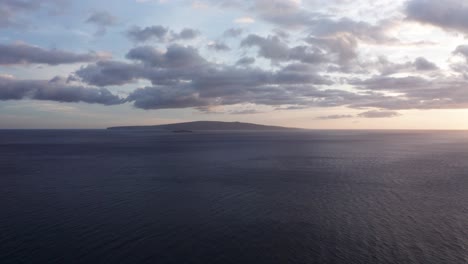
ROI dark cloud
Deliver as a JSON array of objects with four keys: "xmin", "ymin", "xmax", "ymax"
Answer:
[
  {"xmin": 241, "ymin": 34, "xmax": 290, "ymax": 61},
  {"xmin": 453, "ymin": 45, "xmax": 468, "ymax": 61},
  {"xmin": 349, "ymin": 75, "xmax": 468, "ymax": 110},
  {"xmin": 64, "ymin": 40, "xmax": 468, "ymax": 113},
  {"xmin": 406, "ymin": 0, "xmax": 468, "ymax": 33},
  {"xmin": 274, "ymin": 63, "xmax": 332, "ymax": 85},
  {"xmin": 126, "ymin": 85, "xmax": 210, "ymax": 110},
  {"xmin": 207, "ymin": 42, "xmax": 230, "ymax": 51},
  {"xmin": 357, "ymin": 110, "xmax": 400, "ymax": 118},
  {"xmin": 414, "ymin": 57, "xmax": 438, "ymax": 71},
  {"xmin": 236, "ymin": 57, "xmax": 255, "ymax": 66},
  {"xmin": 0, "ymin": 75, "xmax": 122, "ymax": 105},
  {"xmin": 73, "ymin": 44, "xmax": 368, "ymax": 110},
  {"xmin": 174, "ymin": 28, "xmax": 200, "ymax": 40},
  {"xmin": 305, "ymin": 35, "xmax": 358, "ymax": 65},
  {"xmin": 126, "ymin": 25, "xmax": 199, "ymax": 42},
  {"xmin": 0, "ymin": 42, "xmax": 109, "ymax": 65},
  {"xmin": 368, "ymin": 56, "xmax": 439, "ymax": 75},
  {"xmin": 75, "ymin": 60, "xmax": 143, "ymax": 86},
  {"xmin": 125, "ymin": 45, "xmax": 208, "ymax": 68},
  {"xmin": 127, "ymin": 25, "xmax": 169, "ymax": 42},
  {"xmin": 241, "ymin": 34, "xmax": 327, "ymax": 64}
]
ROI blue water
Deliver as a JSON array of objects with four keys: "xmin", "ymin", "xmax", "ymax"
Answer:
[{"xmin": 1, "ymin": 130, "xmax": 468, "ymax": 263}]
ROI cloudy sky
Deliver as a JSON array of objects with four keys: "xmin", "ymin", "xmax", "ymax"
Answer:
[{"xmin": 1, "ymin": 0, "xmax": 468, "ymax": 129}]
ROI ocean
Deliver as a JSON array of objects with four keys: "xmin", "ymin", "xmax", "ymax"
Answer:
[{"xmin": 1, "ymin": 130, "xmax": 467, "ymax": 263}]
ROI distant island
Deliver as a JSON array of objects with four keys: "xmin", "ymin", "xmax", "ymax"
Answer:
[
  {"xmin": 107, "ymin": 121, "xmax": 298, "ymax": 131},
  {"xmin": 171, "ymin": 130, "xmax": 193, "ymax": 133}
]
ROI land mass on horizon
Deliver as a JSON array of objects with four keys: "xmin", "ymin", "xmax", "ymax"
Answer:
[{"xmin": 107, "ymin": 121, "xmax": 298, "ymax": 131}]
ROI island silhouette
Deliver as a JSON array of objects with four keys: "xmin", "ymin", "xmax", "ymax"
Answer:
[{"xmin": 107, "ymin": 121, "xmax": 298, "ymax": 132}]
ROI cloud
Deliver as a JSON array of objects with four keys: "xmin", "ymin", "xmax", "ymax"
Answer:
[
  {"xmin": 20, "ymin": 31, "xmax": 467, "ymax": 115},
  {"xmin": 0, "ymin": 0, "xmax": 65, "ymax": 28},
  {"xmin": 453, "ymin": 45, "xmax": 468, "ymax": 61},
  {"xmin": 228, "ymin": 109, "xmax": 263, "ymax": 114},
  {"xmin": 223, "ymin": 28, "xmax": 244, "ymax": 38},
  {"xmin": 368, "ymin": 56, "xmax": 439, "ymax": 75},
  {"xmin": 413, "ymin": 57, "xmax": 438, "ymax": 71},
  {"xmin": 357, "ymin": 110, "xmax": 400, "ymax": 118},
  {"xmin": 86, "ymin": 11, "xmax": 118, "ymax": 35},
  {"xmin": 207, "ymin": 41, "xmax": 231, "ymax": 51},
  {"xmin": 125, "ymin": 44, "xmax": 208, "ymax": 68},
  {"xmin": 126, "ymin": 85, "xmax": 210, "ymax": 109},
  {"xmin": 236, "ymin": 57, "xmax": 255, "ymax": 66},
  {"xmin": 75, "ymin": 60, "xmax": 143, "ymax": 86},
  {"xmin": 316, "ymin": 114, "xmax": 354, "ymax": 120},
  {"xmin": 126, "ymin": 25, "xmax": 200, "ymax": 42},
  {"xmin": 406, "ymin": 0, "xmax": 468, "ymax": 33},
  {"xmin": 0, "ymin": 75, "xmax": 122, "ymax": 105},
  {"xmin": 307, "ymin": 18, "xmax": 397, "ymax": 44},
  {"xmin": 0, "ymin": 42, "xmax": 110, "ymax": 65},
  {"xmin": 127, "ymin": 25, "xmax": 169, "ymax": 42},
  {"xmin": 74, "ymin": 44, "xmax": 376, "ymax": 111},
  {"xmin": 174, "ymin": 28, "xmax": 200, "ymax": 40},
  {"xmin": 251, "ymin": 0, "xmax": 311, "ymax": 28},
  {"xmin": 241, "ymin": 34, "xmax": 327, "ymax": 64},
  {"xmin": 349, "ymin": 75, "xmax": 468, "ymax": 110}
]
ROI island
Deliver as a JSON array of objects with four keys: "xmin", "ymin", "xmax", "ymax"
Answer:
[
  {"xmin": 172, "ymin": 130, "xmax": 193, "ymax": 133},
  {"xmin": 107, "ymin": 121, "xmax": 298, "ymax": 132}
]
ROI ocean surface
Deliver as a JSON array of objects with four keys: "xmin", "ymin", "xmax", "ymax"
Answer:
[{"xmin": 1, "ymin": 130, "xmax": 468, "ymax": 264}]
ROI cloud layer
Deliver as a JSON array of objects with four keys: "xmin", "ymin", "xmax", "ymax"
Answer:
[
  {"xmin": 0, "ymin": 43, "xmax": 108, "ymax": 65},
  {"xmin": 2, "ymin": 0, "xmax": 468, "ymax": 121}
]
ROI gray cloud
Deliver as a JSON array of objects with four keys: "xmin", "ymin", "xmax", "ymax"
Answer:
[
  {"xmin": 406, "ymin": 0, "xmax": 468, "ymax": 33},
  {"xmin": 75, "ymin": 60, "xmax": 143, "ymax": 86},
  {"xmin": 64, "ymin": 39, "xmax": 468, "ymax": 113},
  {"xmin": 86, "ymin": 11, "xmax": 118, "ymax": 35},
  {"xmin": 74, "ymin": 44, "xmax": 372, "ymax": 110},
  {"xmin": 126, "ymin": 45, "xmax": 208, "ymax": 68},
  {"xmin": 316, "ymin": 114, "xmax": 354, "ymax": 120},
  {"xmin": 305, "ymin": 35, "xmax": 358, "ymax": 65},
  {"xmin": 0, "ymin": 42, "xmax": 109, "ymax": 65},
  {"xmin": 0, "ymin": 0, "xmax": 65, "ymax": 28},
  {"xmin": 127, "ymin": 25, "xmax": 169, "ymax": 42},
  {"xmin": 223, "ymin": 28, "xmax": 244, "ymax": 38},
  {"xmin": 228, "ymin": 109, "xmax": 263, "ymax": 115},
  {"xmin": 126, "ymin": 85, "xmax": 210, "ymax": 110},
  {"xmin": 251, "ymin": 0, "xmax": 313, "ymax": 28},
  {"xmin": 350, "ymin": 76, "xmax": 431, "ymax": 91},
  {"xmin": 414, "ymin": 57, "xmax": 439, "ymax": 71},
  {"xmin": 236, "ymin": 57, "xmax": 255, "ymax": 66},
  {"xmin": 126, "ymin": 25, "xmax": 199, "ymax": 42},
  {"xmin": 369, "ymin": 56, "xmax": 439, "ymax": 75},
  {"xmin": 174, "ymin": 28, "xmax": 200, "ymax": 40},
  {"xmin": 0, "ymin": 75, "xmax": 122, "ymax": 105},
  {"xmin": 453, "ymin": 45, "xmax": 468, "ymax": 61},
  {"xmin": 207, "ymin": 42, "xmax": 231, "ymax": 51},
  {"xmin": 349, "ymin": 75, "xmax": 468, "ymax": 110},
  {"xmin": 357, "ymin": 110, "xmax": 400, "ymax": 118},
  {"xmin": 241, "ymin": 34, "xmax": 327, "ymax": 64}
]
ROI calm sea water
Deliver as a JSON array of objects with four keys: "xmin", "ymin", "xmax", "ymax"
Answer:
[{"xmin": 1, "ymin": 130, "xmax": 468, "ymax": 264}]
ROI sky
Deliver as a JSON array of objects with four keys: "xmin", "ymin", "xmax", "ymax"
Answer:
[{"xmin": 1, "ymin": 0, "xmax": 468, "ymax": 129}]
